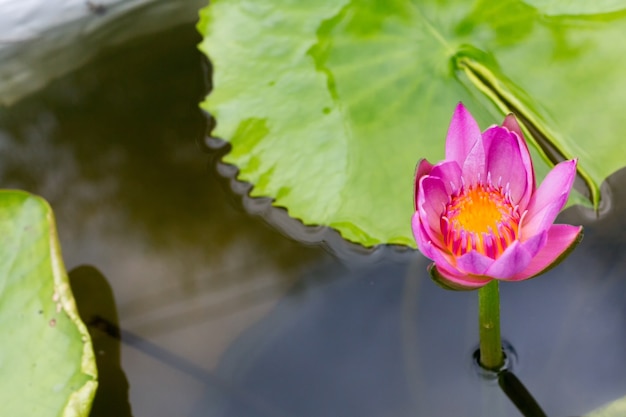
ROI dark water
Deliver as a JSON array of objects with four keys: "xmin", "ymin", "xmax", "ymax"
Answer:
[{"xmin": 1, "ymin": 22, "xmax": 625, "ymax": 417}]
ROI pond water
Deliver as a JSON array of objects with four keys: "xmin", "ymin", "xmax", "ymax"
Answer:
[{"xmin": 0, "ymin": 21, "xmax": 625, "ymax": 417}]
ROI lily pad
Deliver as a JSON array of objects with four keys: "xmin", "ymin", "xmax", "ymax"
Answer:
[
  {"xmin": 0, "ymin": 190, "xmax": 97, "ymax": 416},
  {"xmin": 520, "ymin": 0, "xmax": 626, "ymax": 15},
  {"xmin": 199, "ymin": 0, "xmax": 626, "ymax": 247}
]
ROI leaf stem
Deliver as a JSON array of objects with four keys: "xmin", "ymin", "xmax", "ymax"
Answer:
[{"xmin": 478, "ymin": 280, "xmax": 503, "ymax": 370}]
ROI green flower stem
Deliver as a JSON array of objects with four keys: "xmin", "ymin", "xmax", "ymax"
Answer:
[{"xmin": 478, "ymin": 280, "xmax": 504, "ymax": 370}]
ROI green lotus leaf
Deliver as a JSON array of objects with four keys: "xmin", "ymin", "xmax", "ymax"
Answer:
[
  {"xmin": 0, "ymin": 190, "xmax": 97, "ymax": 416},
  {"xmin": 199, "ymin": 0, "xmax": 626, "ymax": 247},
  {"xmin": 520, "ymin": 0, "xmax": 626, "ymax": 15}
]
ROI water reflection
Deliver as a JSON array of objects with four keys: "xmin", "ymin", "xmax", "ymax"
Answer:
[
  {"xmin": 0, "ymin": 23, "xmax": 329, "ymax": 416},
  {"xmin": 69, "ymin": 265, "xmax": 132, "ymax": 417}
]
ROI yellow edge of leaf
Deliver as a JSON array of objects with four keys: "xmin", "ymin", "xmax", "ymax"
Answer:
[{"xmin": 38, "ymin": 196, "xmax": 98, "ymax": 416}]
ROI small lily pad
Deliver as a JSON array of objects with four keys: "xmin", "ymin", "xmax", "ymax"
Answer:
[
  {"xmin": 0, "ymin": 190, "xmax": 97, "ymax": 417},
  {"xmin": 586, "ymin": 395, "xmax": 626, "ymax": 417}
]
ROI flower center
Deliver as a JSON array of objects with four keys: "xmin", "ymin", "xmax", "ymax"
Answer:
[{"xmin": 441, "ymin": 183, "xmax": 520, "ymax": 259}]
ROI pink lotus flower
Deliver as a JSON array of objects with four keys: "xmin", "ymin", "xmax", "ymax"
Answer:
[{"xmin": 413, "ymin": 103, "xmax": 583, "ymax": 290}]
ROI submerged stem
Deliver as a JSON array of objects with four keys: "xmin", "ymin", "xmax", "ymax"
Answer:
[{"xmin": 478, "ymin": 280, "xmax": 503, "ymax": 370}]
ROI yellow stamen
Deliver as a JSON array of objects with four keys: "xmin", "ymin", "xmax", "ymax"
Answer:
[
  {"xmin": 443, "ymin": 183, "xmax": 519, "ymax": 258},
  {"xmin": 449, "ymin": 187, "xmax": 504, "ymax": 234}
]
